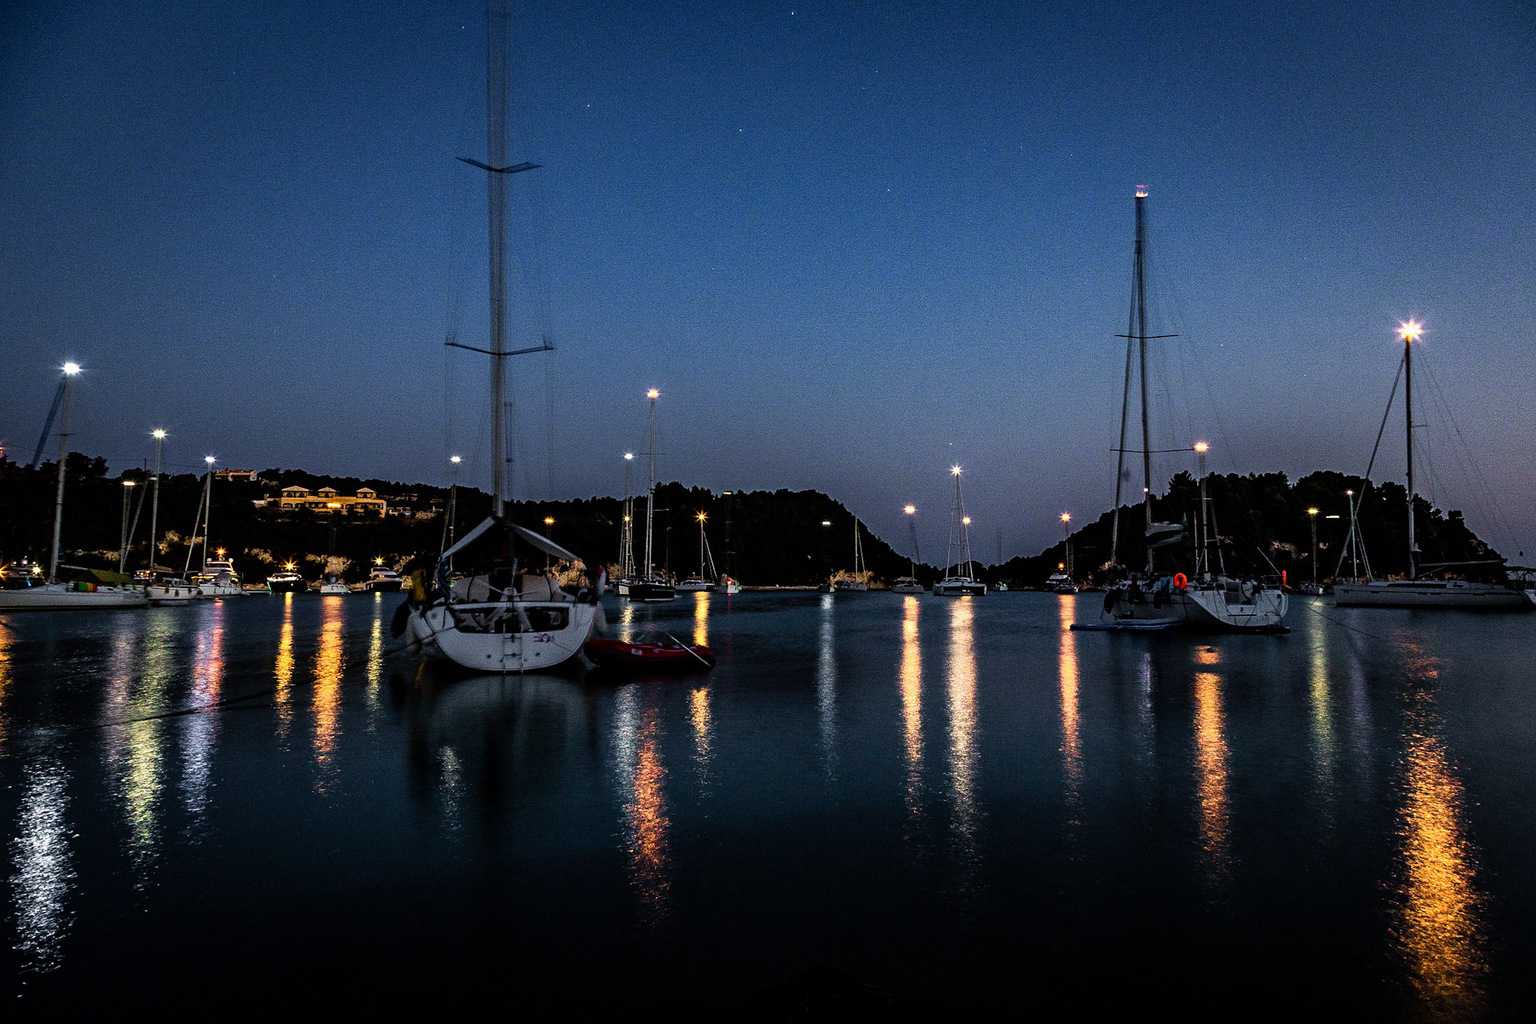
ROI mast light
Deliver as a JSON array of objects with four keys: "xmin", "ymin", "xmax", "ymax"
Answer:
[
  {"xmin": 151, "ymin": 428, "xmax": 167, "ymax": 440},
  {"xmin": 962, "ymin": 515, "xmax": 972, "ymax": 526},
  {"xmin": 204, "ymin": 455, "xmax": 216, "ymax": 466},
  {"xmin": 1135, "ymin": 185, "xmax": 1149, "ymax": 199},
  {"xmin": 903, "ymin": 504, "xmax": 916, "ymax": 515},
  {"xmin": 61, "ymin": 361, "xmax": 82, "ymax": 376},
  {"xmin": 646, "ymin": 388, "xmax": 660, "ymax": 400},
  {"xmin": 950, "ymin": 464, "xmax": 962, "ymax": 477},
  {"xmin": 1193, "ymin": 440, "xmax": 1210, "ymax": 455},
  {"xmin": 1398, "ymin": 320, "xmax": 1422, "ymax": 342}
]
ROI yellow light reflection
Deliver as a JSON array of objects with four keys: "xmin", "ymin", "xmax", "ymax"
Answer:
[
  {"xmin": 946, "ymin": 598, "xmax": 979, "ymax": 875},
  {"xmin": 366, "ymin": 593, "xmax": 384, "ymax": 726},
  {"xmin": 614, "ymin": 688, "xmax": 669, "ymax": 924},
  {"xmin": 618, "ymin": 601, "xmax": 636, "ymax": 643},
  {"xmin": 692, "ymin": 589, "xmax": 709, "ymax": 648},
  {"xmin": 274, "ymin": 593, "xmax": 295, "ymax": 735},
  {"xmin": 899, "ymin": 596, "xmax": 924, "ymax": 823},
  {"xmin": 1393, "ymin": 645, "xmax": 1486, "ymax": 1013},
  {"xmin": 1192, "ymin": 651, "xmax": 1229, "ymax": 881},
  {"xmin": 121, "ymin": 622, "xmax": 171, "ymax": 882},
  {"xmin": 1058, "ymin": 596, "xmax": 1082, "ymax": 823},
  {"xmin": 0, "ymin": 623, "xmax": 12, "ymax": 753},
  {"xmin": 689, "ymin": 687, "xmax": 712, "ymax": 789},
  {"xmin": 1308, "ymin": 623, "xmax": 1336, "ymax": 828},
  {"xmin": 312, "ymin": 596, "xmax": 345, "ymax": 776}
]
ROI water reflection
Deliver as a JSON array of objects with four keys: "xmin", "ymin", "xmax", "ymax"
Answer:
[
  {"xmin": 181, "ymin": 600, "xmax": 225, "ymax": 827},
  {"xmin": 618, "ymin": 601, "xmax": 636, "ymax": 643},
  {"xmin": 1057, "ymin": 597, "xmax": 1082, "ymax": 827},
  {"xmin": 1392, "ymin": 639, "xmax": 1486, "ymax": 1015},
  {"xmin": 366, "ymin": 594, "xmax": 385, "ymax": 728},
  {"xmin": 1192, "ymin": 645, "xmax": 1229, "ymax": 883},
  {"xmin": 689, "ymin": 686, "xmax": 712, "ymax": 793},
  {"xmin": 898, "ymin": 596, "xmax": 924, "ymax": 826},
  {"xmin": 312, "ymin": 597, "xmax": 346, "ymax": 783},
  {"xmin": 945, "ymin": 598, "xmax": 979, "ymax": 882},
  {"xmin": 0, "ymin": 621, "xmax": 10, "ymax": 752},
  {"xmin": 614, "ymin": 686, "xmax": 670, "ymax": 923},
  {"xmin": 274, "ymin": 593, "xmax": 296, "ymax": 735},
  {"xmin": 1307, "ymin": 618, "xmax": 1336, "ymax": 832},
  {"xmin": 113, "ymin": 618, "xmax": 173, "ymax": 886},
  {"xmin": 817, "ymin": 593, "xmax": 837, "ymax": 781},
  {"xmin": 692, "ymin": 590, "xmax": 709, "ymax": 648},
  {"xmin": 8, "ymin": 756, "xmax": 75, "ymax": 975}
]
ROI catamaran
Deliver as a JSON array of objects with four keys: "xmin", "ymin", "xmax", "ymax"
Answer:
[
  {"xmin": 1076, "ymin": 187, "xmax": 1285, "ymax": 632},
  {"xmin": 0, "ymin": 363, "xmax": 147, "ymax": 611},
  {"xmin": 1333, "ymin": 321, "xmax": 1527, "ymax": 610},
  {"xmin": 402, "ymin": 1, "xmax": 601, "ymax": 672},
  {"xmin": 933, "ymin": 466, "xmax": 986, "ymax": 596}
]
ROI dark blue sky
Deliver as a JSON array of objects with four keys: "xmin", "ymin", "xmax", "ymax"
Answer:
[{"xmin": 3, "ymin": 0, "xmax": 1533, "ymax": 557}]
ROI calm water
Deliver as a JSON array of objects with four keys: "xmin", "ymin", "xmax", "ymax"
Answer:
[{"xmin": 2, "ymin": 591, "xmax": 1534, "ymax": 1016}]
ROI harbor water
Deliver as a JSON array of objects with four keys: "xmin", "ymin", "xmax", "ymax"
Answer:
[{"xmin": 2, "ymin": 591, "xmax": 1534, "ymax": 1016}]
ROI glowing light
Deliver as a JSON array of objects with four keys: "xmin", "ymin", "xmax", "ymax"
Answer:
[
  {"xmin": 962, "ymin": 515, "xmax": 972, "ymax": 526},
  {"xmin": 449, "ymin": 454, "xmax": 462, "ymax": 465},
  {"xmin": 903, "ymin": 504, "xmax": 916, "ymax": 515},
  {"xmin": 122, "ymin": 479, "xmax": 136, "ymax": 488},
  {"xmin": 950, "ymin": 464, "xmax": 962, "ymax": 476},
  {"xmin": 1058, "ymin": 561, "xmax": 1066, "ymax": 570},
  {"xmin": 695, "ymin": 511, "xmax": 707, "ymax": 523},
  {"xmin": 820, "ymin": 520, "xmax": 831, "ymax": 527},
  {"xmin": 1193, "ymin": 440, "xmax": 1210, "ymax": 455},
  {"xmin": 283, "ymin": 561, "xmax": 296, "ymax": 571},
  {"xmin": 1135, "ymin": 184, "xmax": 1149, "ymax": 198},
  {"xmin": 543, "ymin": 516, "xmax": 555, "ymax": 526},
  {"xmin": 373, "ymin": 557, "xmax": 383, "ymax": 566},
  {"xmin": 1399, "ymin": 319, "xmax": 1423, "ymax": 342},
  {"xmin": 204, "ymin": 455, "xmax": 216, "ymax": 467},
  {"xmin": 623, "ymin": 452, "xmax": 635, "ymax": 461},
  {"xmin": 646, "ymin": 388, "xmax": 660, "ymax": 400},
  {"xmin": 151, "ymin": 428, "xmax": 167, "ymax": 440},
  {"xmin": 1060, "ymin": 512, "xmax": 1071, "ymax": 524},
  {"xmin": 215, "ymin": 548, "xmax": 225, "ymax": 558},
  {"xmin": 61, "ymin": 361, "xmax": 81, "ymax": 376},
  {"xmin": 1307, "ymin": 507, "xmax": 1320, "ymax": 517}
]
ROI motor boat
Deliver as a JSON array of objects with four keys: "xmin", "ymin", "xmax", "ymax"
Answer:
[
  {"xmin": 197, "ymin": 570, "xmax": 242, "ymax": 599},
  {"xmin": 1046, "ymin": 571, "xmax": 1078, "ymax": 594},
  {"xmin": 676, "ymin": 577, "xmax": 713, "ymax": 592},
  {"xmin": 366, "ymin": 564, "xmax": 406, "ymax": 591},
  {"xmin": 318, "ymin": 576, "xmax": 351, "ymax": 595},
  {"xmin": 266, "ymin": 568, "xmax": 306, "ymax": 593}
]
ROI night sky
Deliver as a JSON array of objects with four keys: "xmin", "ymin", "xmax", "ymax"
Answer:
[{"xmin": 3, "ymin": 0, "xmax": 1533, "ymax": 557}]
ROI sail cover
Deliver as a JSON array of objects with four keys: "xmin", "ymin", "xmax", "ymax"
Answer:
[{"xmin": 438, "ymin": 516, "xmax": 582, "ymax": 566}]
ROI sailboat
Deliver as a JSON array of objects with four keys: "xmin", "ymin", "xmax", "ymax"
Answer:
[
  {"xmin": 1076, "ymin": 186, "xmax": 1286, "ymax": 632},
  {"xmin": 833, "ymin": 517, "xmax": 870, "ymax": 591},
  {"xmin": 616, "ymin": 388, "xmax": 675, "ymax": 602},
  {"xmin": 0, "ymin": 362, "xmax": 148, "ymax": 611},
  {"xmin": 676, "ymin": 511, "xmax": 716, "ymax": 591},
  {"xmin": 1333, "ymin": 321, "xmax": 1527, "ymax": 610},
  {"xmin": 401, "ymin": 0, "xmax": 601, "ymax": 673},
  {"xmin": 933, "ymin": 466, "xmax": 986, "ymax": 596},
  {"xmin": 891, "ymin": 504, "xmax": 924, "ymax": 592}
]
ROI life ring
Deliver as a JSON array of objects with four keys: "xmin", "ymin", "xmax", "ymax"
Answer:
[{"xmin": 1173, "ymin": 572, "xmax": 1189, "ymax": 590}]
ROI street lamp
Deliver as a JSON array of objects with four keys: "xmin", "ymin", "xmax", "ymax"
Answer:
[{"xmin": 1306, "ymin": 507, "xmax": 1320, "ymax": 586}]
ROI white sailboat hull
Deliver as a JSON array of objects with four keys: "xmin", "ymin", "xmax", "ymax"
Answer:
[
  {"xmin": 1333, "ymin": 580, "xmax": 1528, "ymax": 609},
  {"xmin": 0, "ymin": 584, "xmax": 148, "ymax": 611},
  {"xmin": 1183, "ymin": 583, "xmax": 1289, "ymax": 631},
  {"xmin": 406, "ymin": 600, "xmax": 596, "ymax": 673}
]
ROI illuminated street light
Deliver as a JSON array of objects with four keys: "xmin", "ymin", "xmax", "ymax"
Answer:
[{"xmin": 1193, "ymin": 440, "xmax": 1210, "ymax": 455}]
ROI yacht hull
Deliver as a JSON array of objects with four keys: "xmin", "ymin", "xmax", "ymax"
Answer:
[
  {"xmin": 407, "ymin": 601, "xmax": 596, "ymax": 673},
  {"xmin": 617, "ymin": 580, "xmax": 675, "ymax": 602},
  {"xmin": 0, "ymin": 585, "xmax": 148, "ymax": 610},
  {"xmin": 1333, "ymin": 581, "xmax": 1528, "ymax": 609},
  {"xmin": 1183, "ymin": 584, "xmax": 1289, "ymax": 632},
  {"xmin": 933, "ymin": 578, "xmax": 986, "ymax": 597}
]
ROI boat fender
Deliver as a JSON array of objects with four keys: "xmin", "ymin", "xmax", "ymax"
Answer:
[
  {"xmin": 390, "ymin": 600, "xmax": 411, "ymax": 639},
  {"xmin": 1173, "ymin": 572, "xmax": 1189, "ymax": 591}
]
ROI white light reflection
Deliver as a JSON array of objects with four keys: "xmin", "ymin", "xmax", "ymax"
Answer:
[
  {"xmin": 945, "ymin": 598, "xmax": 980, "ymax": 886},
  {"xmin": 180, "ymin": 599, "xmax": 225, "ymax": 830},
  {"xmin": 899, "ymin": 596, "xmax": 924, "ymax": 829},
  {"xmin": 8, "ymin": 756, "xmax": 75, "ymax": 975},
  {"xmin": 366, "ymin": 593, "xmax": 384, "ymax": 729},
  {"xmin": 817, "ymin": 592, "xmax": 837, "ymax": 781}
]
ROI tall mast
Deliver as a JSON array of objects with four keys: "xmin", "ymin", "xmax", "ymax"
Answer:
[
  {"xmin": 148, "ymin": 429, "xmax": 166, "ymax": 572},
  {"xmin": 48, "ymin": 362, "xmax": 80, "ymax": 582},
  {"xmin": 644, "ymin": 388, "xmax": 659, "ymax": 578},
  {"xmin": 486, "ymin": 0, "xmax": 510, "ymax": 518},
  {"xmin": 1133, "ymin": 187, "xmax": 1154, "ymax": 574},
  {"xmin": 1400, "ymin": 321, "xmax": 1421, "ymax": 579}
]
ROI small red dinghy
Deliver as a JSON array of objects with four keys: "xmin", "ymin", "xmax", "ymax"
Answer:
[{"xmin": 585, "ymin": 635, "xmax": 716, "ymax": 674}]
